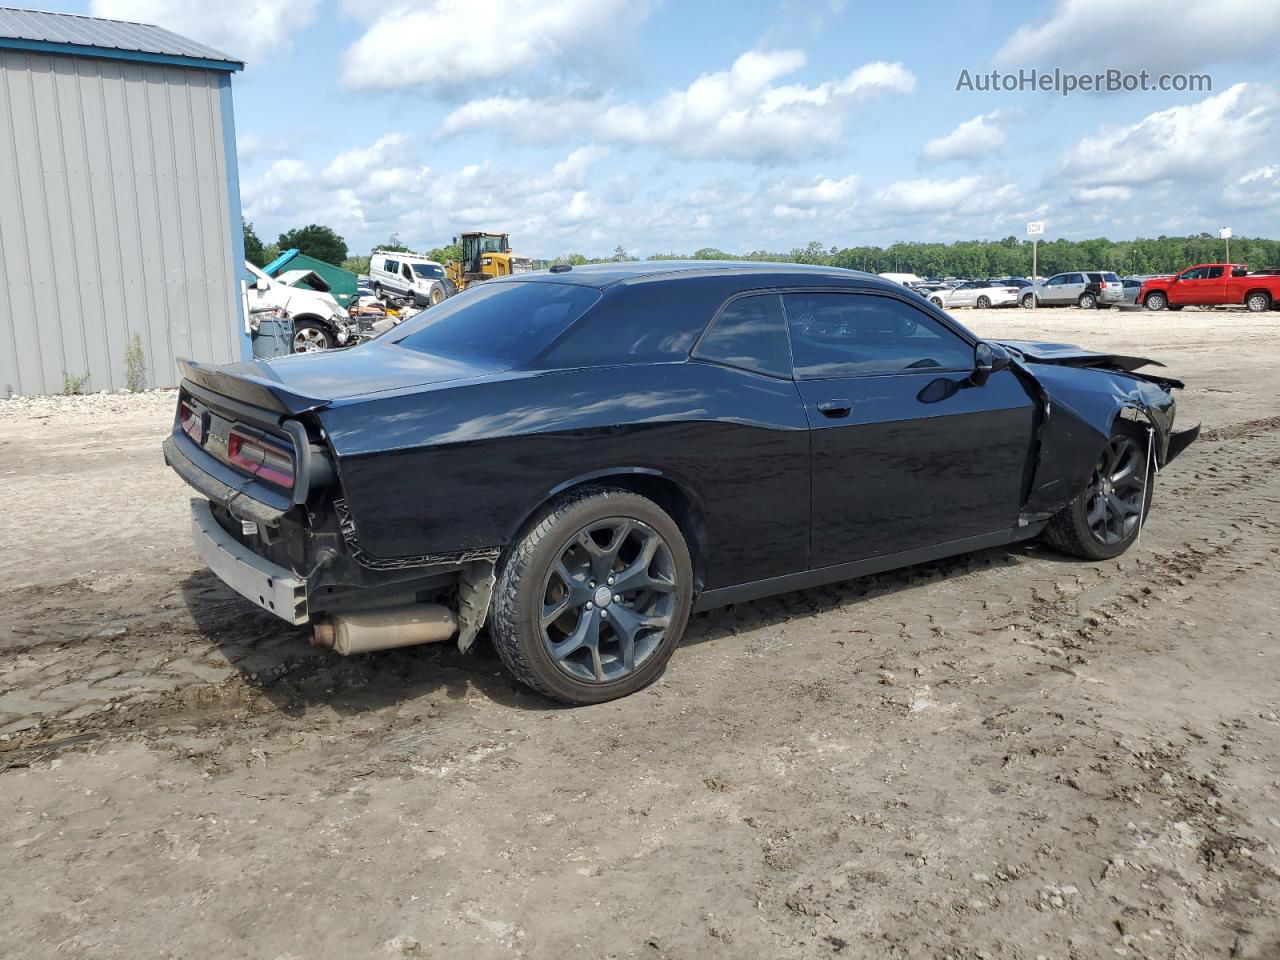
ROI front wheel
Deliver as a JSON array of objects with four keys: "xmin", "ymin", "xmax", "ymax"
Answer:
[
  {"xmin": 1021, "ymin": 293, "xmax": 1036, "ymax": 308},
  {"xmin": 1246, "ymin": 292, "xmax": 1271, "ymax": 312},
  {"xmin": 292, "ymin": 320, "xmax": 335, "ymax": 353},
  {"xmin": 430, "ymin": 286, "xmax": 445, "ymax": 305},
  {"xmin": 1144, "ymin": 292, "xmax": 1167, "ymax": 310},
  {"xmin": 491, "ymin": 488, "xmax": 694, "ymax": 704},
  {"xmin": 1044, "ymin": 428, "xmax": 1151, "ymax": 561}
]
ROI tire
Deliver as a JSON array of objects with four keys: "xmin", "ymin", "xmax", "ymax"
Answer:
[
  {"xmin": 491, "ymin": 487, "xmax": 694, "ymax": 705},
  {"xmin": 1020, "ymin": 293, "xmax": 1036, "ymax": 309},
  {"xmin": 1044, "ymin": 424, "xmax": 1153, "ymax": 561},
  {"xmin": 1246, "ymin": 291, "xmax": 1271, "ymax": 312},
  {"xmin": 291, "ymin": 320, "xmax": 335, "ymax": 353},
  {"xmin": 430, "ymin": 286, "xmax": 445, "ymax": 306},
  {"xmin": 1143, "ymin": 292, "xmax": 1167, "ymax": 310},
  {"xmin": 372, "ymin": 282, "xmax": 383, "ymax": 299},
  {"xmin": 1078, "ymin": 292, "xmax": 1096, "ymax": 309},
  {"xmin": 976, "ymin": 295, "xmax": 991, "ymax": 309},
  {"xmin": 930, "ymin": 296, "xmax": 944, "ymax": 307}
]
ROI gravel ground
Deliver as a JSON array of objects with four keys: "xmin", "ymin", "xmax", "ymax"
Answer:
[{"xmin": 2, "ymin": 306, "xmax": 1278, "ymax": 959}]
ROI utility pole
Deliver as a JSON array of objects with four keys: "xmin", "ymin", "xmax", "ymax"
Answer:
[{"xmin": 1027, "ymin": 221, "xmax": 1044, "ymax": 309}]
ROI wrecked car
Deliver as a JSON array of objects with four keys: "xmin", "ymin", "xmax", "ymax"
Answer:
[{"xmin": 163, "ymin": 262, "xmax": 1198, "ymax": 704}]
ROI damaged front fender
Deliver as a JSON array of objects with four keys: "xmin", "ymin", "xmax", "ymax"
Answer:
[{"xmin": 1005, "ymin": 344, "xmax": 1192, "ymax": 524}]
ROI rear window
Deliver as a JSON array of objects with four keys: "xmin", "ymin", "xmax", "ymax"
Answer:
[
  {"xmin": 394, "ymin": 281, "xmax": 600, "ymax": 366},
  {"xmin": 1103, "ymin": 273, "xmax": 1119, "ymax": 282}
]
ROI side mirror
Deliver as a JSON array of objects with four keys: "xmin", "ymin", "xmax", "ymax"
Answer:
[
  {"xmin": 255, "ymin": 277, "xmax": 270, "ymax": 291},
  {"xmin": 972, "ymin": 341, "xmax": 1011, "ymax": 385}
]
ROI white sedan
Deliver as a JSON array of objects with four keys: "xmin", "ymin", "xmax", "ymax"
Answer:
[{"xmin": 924, "ymin": 281, "xmax": 1020, "ymax": 309}]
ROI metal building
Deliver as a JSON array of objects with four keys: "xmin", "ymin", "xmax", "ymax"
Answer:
[{"xmin": 0, "ymin": 7, "xmax": 246, "ymax": 396}]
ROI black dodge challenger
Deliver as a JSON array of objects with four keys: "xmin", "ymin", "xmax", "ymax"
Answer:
[{"xmin": 164, "ymin": 262, "xmax": 1198, "ymax": 704}]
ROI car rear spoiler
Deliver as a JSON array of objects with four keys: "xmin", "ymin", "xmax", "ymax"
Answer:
[{"xmin": 176, "ymin": 358, "xmax": 331, "ymax": 416}]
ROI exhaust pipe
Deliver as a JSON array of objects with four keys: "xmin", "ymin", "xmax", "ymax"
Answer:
[{"xmin": 312, "ymin": 603, "xmax": 456, "ymax": 655}]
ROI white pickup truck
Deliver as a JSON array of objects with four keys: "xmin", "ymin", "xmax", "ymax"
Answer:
[{"xmin": 244, "ymin": 261, "xmax": 353, "ymax": 352}]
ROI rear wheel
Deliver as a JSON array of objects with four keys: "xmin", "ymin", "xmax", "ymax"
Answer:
[
  {"xmin": 1143, "ymin": 292, "xmax": 1167, "ymax": 310},
  {"xmin": 1078, "ymin": 292, "xmax": 1097, "ymax": 309},
  {"xmin": 1246, "ymin": 291, "xmax": 1271, "ymax": 312},
  {"xmin": 1044, "ymin": 427, "xmax": 1151, "ymax": 561},
  {"xmin": 976, "ymin": 295, "xmax": 991, "ymax": 309},
  {"xmin": 930, "ymin": 296, "xmax": 944, "ymax": 307},
  {"xmin": 491, "ymin": 488, "xmax": 694, "ymax": 704}
]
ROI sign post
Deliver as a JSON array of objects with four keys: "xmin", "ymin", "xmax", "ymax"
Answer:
[
  {"xmin": 1026, "ymin": 221, "xmax": 1045, "ymax": 309},
  {"xmin": 1219, "ymin": 226, "xmax": 1232, "ymax": 264}
]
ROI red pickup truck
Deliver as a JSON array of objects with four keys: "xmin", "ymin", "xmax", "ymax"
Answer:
[{"xmin": 1139, "ymin": 264, "xmax": 1280, "ymax": 312}]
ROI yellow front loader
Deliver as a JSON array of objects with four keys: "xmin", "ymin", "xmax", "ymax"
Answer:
[{"xmin": 445, "ymin": 232, "xmax": 533, "ymax": 291}]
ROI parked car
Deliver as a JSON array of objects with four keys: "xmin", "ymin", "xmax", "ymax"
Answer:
[
  {"xmin": 1020, "ymin": 271, "xmax": 1123, "ymax": 309},
  {"xmin": 244, "ymin": 261, "xmax": 352, "ymax": 353},
  {"xmin": 1138, "ymin": 264, "xmax": 1280, "ymax": 312},
  {"xmin": 1118, "ymin": 278, "xmax": 1145, "ymax": 304},
  {"xmin": 369, "ymin": 251, "xmax": 454, "ymax": 306},
  {"xmin": 165, "ymin": 262, "xmax": 1197, "ymax": 705},
  {"xmin": 997, "ymin": 277, "xmax": 1033, "ymax": 290},
  {"xmin": 926, "ymin": 280, "xmax": 1020, "ymax": 309}
]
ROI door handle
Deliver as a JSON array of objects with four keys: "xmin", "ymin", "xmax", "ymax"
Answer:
[{"xmin": 817, "ymin": 399, "xmax": 852, "ymax": 418}]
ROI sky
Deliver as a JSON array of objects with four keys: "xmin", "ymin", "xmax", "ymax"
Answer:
[{"xmin": 33, "ymin": 0, "xmax": 1280, "ymax": 258}]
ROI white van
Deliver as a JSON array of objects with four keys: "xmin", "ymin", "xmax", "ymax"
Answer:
[
  {"xmin": 243, "ymin": 261, "xmax": 352, "ymax": 353},
  {"xmin": 369, "ymin": 251, "xmax": 452, "ymax": 306}
]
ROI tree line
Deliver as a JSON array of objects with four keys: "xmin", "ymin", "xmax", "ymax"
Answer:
[
  {"xmin": 552, "ymin": 235, "xmax": 1280, "ymax": 278},
  {"xmin": 244, "ymin": 222, "xmax": 1280, "ymax": 280}
]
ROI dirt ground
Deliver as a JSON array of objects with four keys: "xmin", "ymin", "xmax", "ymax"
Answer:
[{"xmin": 2, "ymin": 305, "xmax": 1278, "ymax": 959}]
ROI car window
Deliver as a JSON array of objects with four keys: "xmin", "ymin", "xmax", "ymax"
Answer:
[
  {"xmin": 1046, "ymin": 275, "xmax": 1064, "ymax": 286},
  {"xmin": 384, "ymin": 258, "xmax": 398, "ymax": 273},
  {"xmin": 1204, "ymin": 266, "xmax": 1223, "ymax": 279},
  {"xmin": 1103, "ymin": 273, "xmax": 1119, "ymax": 282},
  {"xmin": 782, "ymin": 292, "xmax": 973, "ymax": 379},
  {"xmin": 396, "ymin": 281, "xmax": 601, "ymax": 367},
  {"xmin": 1067, "ymin": 273, "xmax": 1084, "ymax": 284},
  {"xmin": 1181, "ymin": 267, "xmax": 1206, "ymax": 280},
  {"xmin": 693, "ymin": 294, "xmax": 791, "ymax": 378},
  {"xmin": 1086, "ymin": 273, "xmax": 1103, "ymax": 283},
  {"xmin": 1232, "ymin": 266, "xmax": 1248, "ymax": 277}
]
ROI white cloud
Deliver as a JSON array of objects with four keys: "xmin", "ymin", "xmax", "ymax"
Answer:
[
  {"xmin": 872, "ymin": 177, "xmax": 1019, "ymax": 215},
  {"xmin": 784, "ymin": 175, "xmax": 860, "ymax": 208},
  {"xmin": 438, "ymin": 52, "xmax": 915, "ymax": 164},
  {"xmin": 1223, "ymin": 164, "xmax": 1280, "ymax": 208},
  {"xmin": 1071, "ymin": 186, "xmax": 1134, "ymax": 202},
  {"xmin": 996, "ymin": 0, "xmax": 1280, "ymax": 73},
  {"xmin": 341, "ymin": 0, "xmax": 653, "ymax": 93},
  {"xmin": 89, "ymin": 0, "xmax": 318, "ymax": 64},
  {"xmin": 1057, "ymin": 83, "xmax": 1279, "ymax": 186},
  {"xmin": 322, "ymin": 134, "xmax": 411, "ymax": 184},
  {"xmin": 921, "ymin": 109, "xmax": 1021, "ymax": 163}
]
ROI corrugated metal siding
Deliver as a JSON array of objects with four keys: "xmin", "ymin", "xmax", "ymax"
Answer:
[
  {"xmin": 0, "ymin": 49, "xmax": 242, "ymax": 394},
  {"xmin": 0, "ymin": 7, "xmax": 238, "ymax": 65}
]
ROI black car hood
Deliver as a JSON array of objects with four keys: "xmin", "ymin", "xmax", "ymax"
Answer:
[
  {"xmin": 180, "ymin": 343, "xmax": 503, "ymax": 415},
  {"xmin": 994, "ymin": 339, "xmax": 1165, "ymax": 373}
]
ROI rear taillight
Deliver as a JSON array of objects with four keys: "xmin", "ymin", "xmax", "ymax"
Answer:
[
  {"xmin": 179, "ymin": 401, "xmax": 203, "ymax": 444},
  {"xmin": 228, "ymin": 429, "xmax": 295, "ymax": 489}
]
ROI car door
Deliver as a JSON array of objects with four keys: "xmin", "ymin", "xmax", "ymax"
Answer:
[
  {"xmin": 1060, "ymin": 273, "xmax": 1086, "ymax": 304},
  {"xmin": 1040, "ymin": 274, "xmax": 1066, "ymax": 304},
  {"xmin": 783, "ymin": 290, "xmax": 1038, "ymax": 567},
  {"xmin": 1166, "ymin": 267, "xmax": 1204, "ymax": 306},
  {"xmin": 1179, "ymin": 265, "xmax": 1223, "ymax": 305},
  {"xmin": 950, "ymin": 282, "xmax": 977, "ymax": 307}
]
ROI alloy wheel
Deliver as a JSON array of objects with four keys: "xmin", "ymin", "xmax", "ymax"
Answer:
[
  {"xmin": 292, "ymin": 326, "xmax": 330, "ymax": 353},
  {"xmin": 539, "ymin": 518, "xmax": 676, "ymax": 683},
  {"xmin": 1085, "ymin": 435, "xmax": 1146, "ymax": 545}
]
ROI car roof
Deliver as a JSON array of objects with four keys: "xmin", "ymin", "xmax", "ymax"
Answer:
[{"xmin": 491, "ymin": 260, "xmax": 892, "ymax": 291}]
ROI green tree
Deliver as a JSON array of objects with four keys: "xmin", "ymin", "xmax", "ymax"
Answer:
[
  {"xmin": 242, "ymin": 219, "xmax": 266, "ymax": 266},
  {"xmin": 277, "ymin": 224, "xmax": 348, "ymax": 265}
]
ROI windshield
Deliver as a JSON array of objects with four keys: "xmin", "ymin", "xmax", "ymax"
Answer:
[
  {"xmin": 412, "ymin": 263, "xmax": 445, "ymax": 280},
  {"xmin": 474, "ymin": 235, "xmax": 508, "ymax": 254},
  {"xmin": 394, "ymin": 281, "xmax": 600, "ymax": 366}
]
